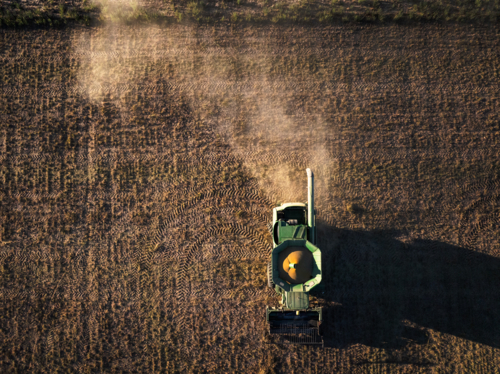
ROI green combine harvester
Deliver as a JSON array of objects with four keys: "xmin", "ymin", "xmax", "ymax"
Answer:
[{"xmin": 266, "ymin": 168, "xmax": 323, "ymax": 346}]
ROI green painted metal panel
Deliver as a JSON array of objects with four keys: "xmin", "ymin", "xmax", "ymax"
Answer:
[
  {"xmin": 271, "ymin": 239, "xmax": 322, "ymax": 297},
  {"xmin": 307, "ymin": 168, "xmax": 315, "ymax": 244},
  {"xmin": 277, "ymin": 222, "xmax": 307, "ymax": 243},
  {"xmin": 284, "ymin": 291, "xmax": 309, "ymax": 310}
]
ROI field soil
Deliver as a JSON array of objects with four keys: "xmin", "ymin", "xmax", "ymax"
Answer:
[{"xmin": 1, "ymin": 22, "xmax": 500, "ymax": 373}]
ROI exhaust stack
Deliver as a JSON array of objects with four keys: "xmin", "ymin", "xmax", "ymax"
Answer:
[{"xmin": 306, "ymin": 168, "xmax": 315, "ymax": 244}]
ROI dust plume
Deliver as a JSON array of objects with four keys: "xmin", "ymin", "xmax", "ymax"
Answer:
[
  {"xmin": 92, "ymin": 0, "xmax": 142, "ymax": 22},
  {"xmin": 207, "ymin": 75, "xmax": 335, "ymax": 204},
  {"xmin": 174, "ymin": 28, "xmax": 337, "ymax": 204},
  {"xmin": 71, "ymin": 24, "xmax": 336, "ymax": 204},
  {"xmin": 72, "ymin": 24, "xmax": 197, "ymax": 113}
]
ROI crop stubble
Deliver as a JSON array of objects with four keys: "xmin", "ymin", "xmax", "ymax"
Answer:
[{"xmin": 1, "ymin": 23, "xmax": 500, "ymax": 373}]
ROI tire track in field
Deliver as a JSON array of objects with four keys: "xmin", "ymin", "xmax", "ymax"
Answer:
[
  {"xmin": 191, "ymin": 287, "xmax": 275, "ymax": 300},
  {"xmin": 175, "ymin": 222, "xmax": 270, "ymax": 303},
  {"xmin": 123, "ymin": 167, "xmax": 274, "ymax": 324},
  {"xmin": 2, "ymin": 147, "xmax": 498, "ymax": 170},
  {"xmin": 3, "ymin": 81, "xmax": 497, "ymax": 98},
  {"xmin": 457, "ymin": 180, "xmax": 500, "ymax": 255},
  {"xmin": 131, "ymin": 183, "xmax": 271, "ymax": 271},
  {"xmin": 173, "ymin": 219, "xmax": 272, "ymax": 362},
  {"xmin": 130, "ymin": 201, "xmax": 270, "ymax": 286}
]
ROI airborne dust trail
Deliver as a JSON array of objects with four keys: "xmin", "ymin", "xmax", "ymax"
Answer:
[{"xmin": 73, "ymin": 22, "xmax": 336, "ymax": 205}]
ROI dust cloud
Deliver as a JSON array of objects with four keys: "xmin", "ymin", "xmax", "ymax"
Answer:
[
  {"xmin": 71, "ymin": 24, "xmax": 335, "ymax": 203},
  {"xmin": 212, "ymin": 76, "xmax": 334, "ymax": 204},
  {"xmin": 93, "ymin": 0, "xmax": 142, "ymax": 21}
]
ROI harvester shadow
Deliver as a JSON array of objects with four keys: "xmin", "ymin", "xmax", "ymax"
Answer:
[{"xmin": 315, "ymin": 226, "xmax": 500, "ymax": 349}]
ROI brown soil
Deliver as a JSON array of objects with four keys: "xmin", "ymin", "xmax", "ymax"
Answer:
[{"xmin": 1, "ymin": 22, "xmax": 500, "ymax": 373}]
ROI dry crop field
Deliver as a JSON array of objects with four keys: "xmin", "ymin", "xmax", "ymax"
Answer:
[{"xmin": 1, "ymin": 19, "xmax": 500, "ymax": 373}]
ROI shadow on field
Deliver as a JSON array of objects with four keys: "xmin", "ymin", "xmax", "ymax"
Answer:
[{"xmin": 315, "ymin": 225, "xmax": 500, "ymax": 349}]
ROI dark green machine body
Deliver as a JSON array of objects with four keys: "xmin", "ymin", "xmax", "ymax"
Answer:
[{"xmin": 266, "ymin": 169, "xmax": 323, "ymax": 346}]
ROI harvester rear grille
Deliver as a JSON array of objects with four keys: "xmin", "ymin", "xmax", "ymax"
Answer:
[{"xmin": 269, "ymin": 325, "xmax": 324, "ymax": 346}]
